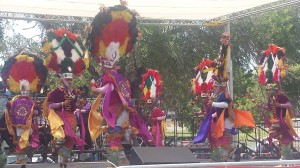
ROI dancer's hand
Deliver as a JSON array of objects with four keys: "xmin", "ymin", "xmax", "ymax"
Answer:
[
  {"xmin": 91, "ymin": 86, "xmax": 98, "ymax": 93},
  {"xmin": 63, "ymin": 99, "xmax": 71, "ymax": 106},
  {"xmin": 212, "ymin": 112, "xmax": 217, "ymax": 118},
  {"xmin": 157, "ymin": 116, "xmax": 166, "ymax": 121},
  {"xmin": 194, "ymin": 111, "xmax": 202, "ymax": 116},
  {"xmin": 274, "ymin": 102, "xmax": 281, "ymax": 107},
  {"xmin": 74, "ymin": 109, "xmax": 80, "ymax": 115}
]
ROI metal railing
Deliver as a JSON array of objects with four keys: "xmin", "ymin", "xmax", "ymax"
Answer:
[
  {"xmin": 118, "ymin": 160, "xmax": 300, "ymax": 168},
  {"xmin": 163, "ymin": 116, "xmax": 300, "ymax": 160}
]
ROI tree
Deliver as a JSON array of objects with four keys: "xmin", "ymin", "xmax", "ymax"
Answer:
[
  {"xmin": 1, "ymin": 5, "xmax": 300, "ymax": 130},
  {"xmin": 230, "ymin": 5, "xmax": 300, "ymax": 113},
  {"xmin": 282, "ymin": 64, "xmax": 300, "ymax": 111},
  {"xmin": 120, "ymin": 25, "xmax": 226, "ymax": 131},
  {"xmin": 0, "ymin": 20, "xmax": 3, "ymax": 40},
  {"xmin": 0, "ymin": 20, "xmax": 94, "ymax": 96}
]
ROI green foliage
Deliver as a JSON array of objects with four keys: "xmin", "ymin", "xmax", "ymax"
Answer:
[
  {"xmin": 106, "ymin": 150, "xmax": 120, "ymax": 167},
  {"xmin": 282, "ymin": 64, "xmax": 300, "ymax": 110},
  {"xmin": 0, "ymin": 33, "xmax": 40, "ymax": 60},
  {"xmin": 0, "ymin": 152, "xmax": 6, "ymax": 168},
  {"xmin": 0, "ymin": 20, "xmax": 42, "ymax": 61},
  {"xmin": 231, "ymin": 6, "xmax": 300, "ymax": 66},
  {"xmin": 39, "ymin": 21, "xmax": 87, "ymax": 38},
  {"xmin": 134, "ymin": 26, "xmax": 221, "ymax": 118},
  {"xmin": 211, "ymin": 147, "xmax": 222, "ymax": 162},
  {"xmin": 281, "ymin": 145, "xmax": 293, "ymax": 160},
  {"xmin": 230, "ymin": 5, "xmax": 300, "ymax": 119},
  {"xmin": 233, "ymin": 73, "xmax": 266, "ymax": 123}
]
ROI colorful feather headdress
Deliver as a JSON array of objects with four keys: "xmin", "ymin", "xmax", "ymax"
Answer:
[
  {"xmin": 214, "ymin": 32, "xmax": 231, "ymax": 86},
  {"xmin": 1, "ymin": 52, "xmax": 48, "ymax": 93},
  {"xmin": 87, "ymin": 2, "xmax": 138, "ymax": 68},
  {"xmin": 140, "ymin": 69, "xmax": 162, "ymax": 102},
  {"xmin": 258, "ymin": 44, "xmax": 287, "ymax": 86},
  {"xmin": 191, "ymin": 58, "xmax": 216, "ymax": 97},
  {"xmin": 42, "ymin": 28, "xmax": 88, "ymax": 76}
]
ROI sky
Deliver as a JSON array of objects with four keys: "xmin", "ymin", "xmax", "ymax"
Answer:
[
  {"xmin": 4, "ymin": 20, "xmax": 41, "ymax": 41},
  {"xmin": 1, "ymin": 20, "xmax": 41, "ymax": 65}
]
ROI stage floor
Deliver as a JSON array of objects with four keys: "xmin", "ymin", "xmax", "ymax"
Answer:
[
  {"xmin": 4, "ymin": 162, "xmax": 300, "ymax": 168},
  {"xmin": 5, "ymin": 162, "xmax": 111, "ymax": 168}
]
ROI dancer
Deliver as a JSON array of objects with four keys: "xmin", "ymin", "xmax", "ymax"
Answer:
[
  {"xmin": 212, "ymin": 33, "xmax": 255, "ymax": 161},
  {"xmin": 257, "ymin": 44, "xmax": 297, "ymax": 160},
  {"xmin": 192, "ymin": 59, "xmax": 218, "ymax": 153},
  {"xmin": 192, "ymin": 33, "xmax": 235, "ymax": 161},
  {"xmin": 1, "ymin": 52, "xmax": 48, "ymax": 168},
  {"xmin": 204, "ymin": 33, "xmax": 255, "ymax": 161},
  {"xmin": 42, "ymin": 28, "xmax": 88, "ymax": 168},
  {"xmin": 149, "ymin": 104, "xmax": 165, "ymax": 147},
  {"xmin": 75, "ymin": 86, "xmax": 93, "ymax": 150},
  {"xmin": 140, "ymin": 69, "xmax": 165, "ymax": 147},
  {"xmin": 211, "ymin": 79, "xmax": 235, "ymax": 161},
  {"xmin": 87, "ymin": 2, "xmax": 153, "ymax": 166},
  {"xmin": 0, "ymin": 82, "xmax": 14, "ymax": 151}
]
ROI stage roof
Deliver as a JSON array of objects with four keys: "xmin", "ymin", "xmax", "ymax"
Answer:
[{"xmin": 0, "ymin": 0, "xmax": 280, "ymax": 21}]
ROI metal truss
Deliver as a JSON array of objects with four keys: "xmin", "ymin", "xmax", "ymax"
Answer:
[
  {"xmin": 138, "ymin": 18, "xmax": 204, "ymax": 26},
  {"xmin": 0, "ymin": 11, "xmax": 93, "ymax": 23},
  {"xmin": 1, "ymin": 0, "xmax": 300, "ymax": 26},
  {"xmin": 0, "ymin": 11, "xmax": 205, "ymax": 26},
  {"xmin": 207, "ymin": 0, "xmax": 300, "ymax": 25}
]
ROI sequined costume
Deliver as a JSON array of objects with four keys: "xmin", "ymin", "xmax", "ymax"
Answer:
[
  {"xmin": 150, "ymin": 107, "xmax": 166, "ymax": 147},
  {"xmin": 1, "ymin": 53, "xmax": 48, "ymax": 167},
  {"xmin": 87, "ymin": 3, "xmax": 153, "ymax": 166},
  {"xmin": 42, "ymin": 28, "xmax": 88, "ymax": 168},
  {"xmin": 257, "ymin": 44, "xmax": 297, "ymax": 160},
  {"xmin": 208, "ymin": 33, "xmax": 255, "ymax": 161},
  {"xmin": 140, "ymin": 69, "xmax": 165, "ymax": 147}
]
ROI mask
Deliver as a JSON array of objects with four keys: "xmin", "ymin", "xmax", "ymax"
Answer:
[
  {"xmin": 21, "ymin": 91, "xmax": 29, "ymax": 96},
  {"xmin": 103, "ymin": 42, "xmax": 120, "ymax": 68}
]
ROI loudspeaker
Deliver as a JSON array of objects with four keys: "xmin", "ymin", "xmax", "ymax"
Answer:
[{"xmin": 129, "ymin": 147, "xmax": 199, "ymax": 165}]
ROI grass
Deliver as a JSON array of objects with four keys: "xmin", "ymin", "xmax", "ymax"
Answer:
[{"xmin": 165, "ymin": 129, "xmax": 193, "ymax": 137}]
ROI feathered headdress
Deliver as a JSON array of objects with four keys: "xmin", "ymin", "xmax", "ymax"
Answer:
[
  {"xmin": 140, "ymin": 69, "xmax": 162, "ymax": 102},
  {"xmin": 191, "ymin": 58, "xmax": 216, "ymax": 96},
  {"xmin": 1, "ymin": 52, "xmax": 48, "ymax": 93},
  {"xmin": 87, "ymin": 2, "xmax": 138, "ymax": 68},
  {"xmin": 42, "ymin": 28, "xmax": 88, "ymax": 76},
  {"xmin": 258, "ymin": 44, "xmax": 287, "ymax": 85},
  {"xmin": 213, "ymin": 32, "xmax": 231, "ymax": 86}
]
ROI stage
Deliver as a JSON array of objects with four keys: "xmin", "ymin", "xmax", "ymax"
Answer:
[
  {"xmin": 4, "ymin": 160, "xmax": 300, "ymax": 168},
  {"xmin": 5, "ymin": 162, "xmax": 111, "ymax": 168}
]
